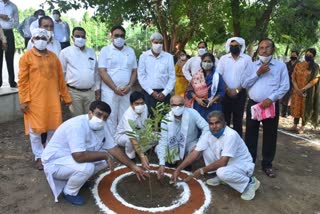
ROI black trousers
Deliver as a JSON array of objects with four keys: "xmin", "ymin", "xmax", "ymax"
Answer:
[
  {"xmin": 0, "ymin": 29, "xmax": 16, "ymax": 87},
  {"xmin": 221, "ymin": 89, "xmax": 247, "ymax": 137},
  {"xmin": 142, "ymin": 89, "xmax": 170, "ymax": 117},
  {"xmin": 245, "ymin": 99, "xmax": 279, "ymax": 169}
]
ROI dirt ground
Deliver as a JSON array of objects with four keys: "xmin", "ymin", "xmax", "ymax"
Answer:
[{"xmin": 0, "ymin": 113, "xmax": 319, "ymax": 214}]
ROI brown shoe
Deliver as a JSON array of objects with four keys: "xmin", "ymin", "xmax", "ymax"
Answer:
[{"xmin": 35, "ymin": 158, "xmax": 43, "ymax": 170}]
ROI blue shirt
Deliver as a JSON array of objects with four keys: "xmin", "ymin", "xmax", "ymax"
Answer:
[{"xmin": 241, "ymin": 58, "xmax": 289, "ymax": 102}]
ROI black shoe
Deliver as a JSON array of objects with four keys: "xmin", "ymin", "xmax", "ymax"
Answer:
[{"xmin": 10, "ymin": 82, "xmax": 17, "ymax": 88}]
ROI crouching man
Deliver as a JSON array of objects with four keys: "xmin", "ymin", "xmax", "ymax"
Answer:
[
  {"xmin": 41, "ymin": 101, "xmax": 147, "ymax": 205},
  {"xmin": 156, "ymin": 95, "xmax": 209, "ymax": 179},
  {"xmin": 171, "ymin": 111, "xmax": 260, "ymax": 200},
  {"xmin": 115, "ymin": 91, "xmax": 149, "ymax": 169}
]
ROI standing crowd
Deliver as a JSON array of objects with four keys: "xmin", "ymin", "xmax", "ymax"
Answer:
[{"xmin": 0, "ymin": 2, "xmax": 319, "ymax": 206}]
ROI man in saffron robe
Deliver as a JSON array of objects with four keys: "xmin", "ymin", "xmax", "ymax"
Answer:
[{"xmin": 18, "ymin": 28, "xmax": 72, "ymax": 170}]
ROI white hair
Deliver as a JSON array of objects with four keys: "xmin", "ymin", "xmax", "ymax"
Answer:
[{"xmin": 150, "ymin": 32, "xmax": 163, "ymax": 41}]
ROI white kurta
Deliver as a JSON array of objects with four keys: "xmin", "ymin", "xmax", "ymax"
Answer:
[
  {"xmin": 41, "ymin": 115, "xmax": 116, "ymax": 202},
  {"xmin": 156, "ymin": 108, "xmax": 209, "ymax": 165},
  {"xmin": 195, "ymin": 126, "xmax": 255, "ymax": 192},
  {"xmin": 115, "ymin": 105, "xmax": 148, "ymax": 158}
]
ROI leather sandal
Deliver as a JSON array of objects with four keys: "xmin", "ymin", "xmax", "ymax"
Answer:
[{"xmin": 263, "ymin": 167, "xmax": 276, "ymax": 178}]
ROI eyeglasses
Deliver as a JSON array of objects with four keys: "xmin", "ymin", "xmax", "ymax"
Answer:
[
  {"xmin": 153, "ymin": 41, "xmax": 163, "ymax": 44},
  {"xmin": 258, "ymin": 46, "xmax": 272, "ymax": 51},
  {"xmin": 113, "ymin": 34, "xmax": 125, "ymax": 38},
  {"xmin": 33, "ymin": 36, "xmax": 47, "ymax": 41},
  {"xmin": 171, "ymin": 103, "xmax": 184, "ymax": 107},
  {"xmin": 73, "ymin": 35, "xmax": 86, "ymax": 39}
]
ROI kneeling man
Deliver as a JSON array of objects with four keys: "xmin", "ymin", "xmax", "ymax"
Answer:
[
  {"xmin": 156, "ymin": 95, "xmax": 209, "ymax": 179},
  {"xmin": 41, "ymin": 101, "xmax": 147, "ymax": 205},
  {"xmin": 115, "ymin": 91, "xmax": 149, "ymax": 169},
  {"xmin": 171, "ymin": 111, "xmax": 260, "ymax": 200}
]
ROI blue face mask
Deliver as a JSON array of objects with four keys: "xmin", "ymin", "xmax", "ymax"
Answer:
[{"xmin": 210, "ymin": 128, "xmax": 225, "ymax": 138}]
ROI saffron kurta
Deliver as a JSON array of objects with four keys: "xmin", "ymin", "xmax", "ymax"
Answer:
[{"xmin": 18, "ymin": 48, "xmax": 72, "ymax": 135}]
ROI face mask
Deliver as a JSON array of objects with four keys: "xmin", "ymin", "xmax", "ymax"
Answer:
[
  {"xmin": 180, "ymin": 55, "xmax": 187, "ymax": 60},
  {"xmin": 230, "ymin": 46, "xmax": 240, "ymax": 54},
  {"xmin": 134, "ymin": 104, "xmax": 145, "ymax": 114},
  {"xmin": 38, "ymin": 15, "xmax": 43, "ymax": 19},
  {"xmin": 114, "ymin": 37, "xmax": 125, "ymax": 48},
  {"xmin": 89, "ymin": 116, "xmax": 105, "ymax": 131},
  {"xmin": 290, "ymin": 56, "xmax": 297, "ymax": 61},
  {"xmin": 53, "ymin": 14, "xmax": 60, "ymax": 21},
  {"xmin": 47, "ymin": 31, "xmax": 54, "ymax": 39},
  {"xmin": 258, "ymin": 55, "xmax": 272, "ymax": 64},
  {"xmin": 34, "ymin": 40, "xmax": 48, "ymax": 50},
  {"xmin": 210, "ymin": 128, "xmax": 225, "ymax": 138},
  {"xmin": 305, "ymin": 55, "xmax": 313, "ymax": 62},
  {"xmin": 171, "ymin": 106, "xmax": 185, "ymax": 116},
  {"xmin": 202, "ymin": 62, "xmax": 214, "ymax": 70},
  {"xmin": 198, "ymin": 48, "xmax": 207, "ymax": 56},
  {"xmin": 74, "ymin": 37, "xmax": 86, "ymax": 48},
  {"xmin": 152, "ymin": 43, "xmax": 163, "ymax": 54}
]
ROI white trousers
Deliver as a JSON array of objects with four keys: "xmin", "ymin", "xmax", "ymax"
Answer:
[
  {"xmin": 203, "ymin": 150, "xmax": 254, "ymax": 193},
  {"xmin": 29, "ymin": 126, "xmax": 54, "ymax": 160},
  {"xmin": 52, "ymin": 159, "xmax": 107, "ymax": 196},
  {"xmin": 101, "ymin": 88, "xmax": 130, "ymax": 137},
  {"xmin": 116, "ymin": 134, "xmax": 135, "ymax": 159}
]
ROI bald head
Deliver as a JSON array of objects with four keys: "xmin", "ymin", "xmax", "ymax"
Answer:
[{"xmin": 170, "ymin": 95, "xmax": 185, "ymax": 106}]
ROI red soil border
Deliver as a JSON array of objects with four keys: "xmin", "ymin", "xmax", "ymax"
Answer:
[{"xmin": 97, "ymin": 166, "xmax": 205, "ymax": 213}]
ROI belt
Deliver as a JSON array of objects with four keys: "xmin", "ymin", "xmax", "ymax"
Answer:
[{"xmin": 67, "ymin": 84, "xmax": 91, "ymax": 92}]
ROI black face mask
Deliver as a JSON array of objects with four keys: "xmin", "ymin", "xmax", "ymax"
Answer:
[
  {"xmin": 290, "ymin": 57, "xmax": 297, "ymax": 61},
  {"xmin": 230, "ymin": 46, "xmax": 240, "ymax": 54},
  {"xmin": 305, "ymin": 55, "xmax": 313, "ymax": 62}
]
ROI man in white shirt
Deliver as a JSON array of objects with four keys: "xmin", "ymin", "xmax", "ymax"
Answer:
[
  {"xmin": 29, "ymin": 9, "xmax": 45, "ymax": 35},
  {"xmin": 0, "ymin": 0, "xmax": 19, "ymax": 88},
  {"xmin": 98, "ymin": 25, "xmax": 137, "ymax": 137},
  {"xmin": 115, "ymin": 91, "xmax": 149, "ymax": 169},
  {"xmin": 52, "ymin": 9, "xmax": 70, "ymax": 49},
  {"xmin": 18, "ymin": 9, "xmax": 39, "ymax": 48},
  {"xmin": 27, "ymin": 16, "xmax": 61, "ymax": 56},
  {"xmin": 241, "ymin": 38, "xmax": 289, "ymax": 178},
  {"xmin": 137, "ymin": 32, "xmax": 175, "ymax": 116},
  {"xmin": 41, "ymin": 101, "xmax": 147, "ymax": 205},
  {"xmin": 156, "ymin": 95, "xmax": 209, "ymax": 179},
  {"xmin": 217, "ymin": 37, "xmax": 252, "ymax": 137},
  {"xmin": 171, "ymin": 111, "xmax": 260, "ymax": 201},
  {"xmin": 59, "ymin": 27, "xmax": 100, "ymax": 117}
]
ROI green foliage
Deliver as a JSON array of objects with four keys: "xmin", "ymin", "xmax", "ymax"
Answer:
[{"xmin": 165, "ymin": 147, "xmax": 179, "ymax": 165}]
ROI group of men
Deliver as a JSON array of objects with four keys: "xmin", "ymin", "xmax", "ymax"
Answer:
[{"xmin": 12, "ymin": 5, "xmax": 291, "ymax": 206}]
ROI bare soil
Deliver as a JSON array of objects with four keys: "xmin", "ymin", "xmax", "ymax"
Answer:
[{"xmin": 0, "ymin": 113, "xmax": 319, "ymax": 214}]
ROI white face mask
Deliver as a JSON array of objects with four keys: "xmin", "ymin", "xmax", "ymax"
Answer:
[
  {"xmin": 198, "ymin": 48, "xmax": 206, "ymax": 56},
  {"xmin": 134, "ymin": 104, "xmax": 145, "ymax": 114},
  {"xmin": 202, "ymin": 62, "xmax": 214, "ymax": 70},
  {"xmin": 38, "ymin": 15, "xmax": 43, "ymax": 19},
  {"xmin": 74, "ymin": 37, "xmax": 86, "ymax": 48},
  {"xmin": 180, "ymin": 55, "xmax": 187, "ymax": 60},
  {"xmin": 258, "ymin": 55, "xmax": 272, "ymax": 64},
  {"xmin": 152, "ymin": 43, "xmax": 163, "ymax": 54},
  {"xmin": 113, "ymin": 37, "xmax": 125, "ymax": 47},
  {"xmin": 53, "ymin": 14, "xmax": 60, "ymax": 21},
  {"xmin": 89, "ymin": 116, "xmax": 105, "ymax": 131},
  {"xmin": 171, "ymin": 106, "xmax": 185, "ymax": 117},
  {"xmin": 34, "ymin": 40, "xmax": 48, "ymax": 50}
]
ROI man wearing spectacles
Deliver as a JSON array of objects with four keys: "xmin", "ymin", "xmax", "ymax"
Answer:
[
  {"xmin": 59, "ymin": 27, "xmax": 100, "ymax": 117},
  {"xmin": 216, "ymin": 37, "xmax": 252, "ymax": 138},
  {"xmin": 98, "ymin": 25, "xmax": 138, "ymax": 137},
  {"xmin": 241, "ymin": 38, "xmax": 290, "ymax": 178}
]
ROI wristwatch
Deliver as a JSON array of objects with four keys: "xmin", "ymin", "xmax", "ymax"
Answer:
[{"xmin": 235, "ymin": 89, "xmax": 239, "ymax": 94}]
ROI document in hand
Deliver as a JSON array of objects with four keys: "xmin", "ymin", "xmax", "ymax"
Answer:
[{"xmin": 251, "ymin": 102, "xmax": 275, "ymax": 121}]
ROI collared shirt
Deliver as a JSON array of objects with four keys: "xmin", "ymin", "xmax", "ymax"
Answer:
[
  {"xmin": 18, "ymin": 15, "xmax": 37, "ymax": 38},
  {"xmin": 195, "ymin": 126, "xmax": 253, "ymax": 168},
  {"xmin": 0, "ymin": 0, "xmax": 18, "ymax": 29},
  {"xmin": 27, "ymin": 38, "xmax": 61, "ymax": 56},
  {"xmin": 137, "ymin": 49, "xmax": 175, "ymax": 96},
  {"xmin": 241, "ymin": 58, "xmax": 290, "ymax": 102},
  {"xmin": 53, "ymin": 20, "xmax": 70, "ymax": 42},
  {"xmin": 98, "ymin": 44, "xmax": 137, "ymax": 89},
  {"xmin": 114, "ymin": 104, "xmax": 148, "ymax": 142},
  {"xmin": 59, "ymin": 45, "xmax": 99, "ymax": 90},
  {"xmin": 182, "ymin": 56, "xmax": 201, "ymax": 81},
  {"xmin": 216, "ymin": 53, "xmax": 252, "ymax": 89}
]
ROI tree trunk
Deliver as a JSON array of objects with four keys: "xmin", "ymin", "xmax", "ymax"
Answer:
[{"xmin": 231, "ymin": 0, "xmax": 241, "ymax": 36}]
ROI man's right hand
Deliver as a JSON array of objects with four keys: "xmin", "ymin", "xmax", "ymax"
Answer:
[
  {"xmin": 257, "ymin": 64, "xmax": 270, "ymax": 76},
  {"xmin": 157, "ymin": 165, "xmax": 165, "ymax": 180},
  {"xmin": 171, "ymin": 169, "xmax": 180, "ymax": 183},
  {"xmin": 140, "ymin": 155, "xmax": 150, "ymax": 170},
  {"xmin": 0, "ymin": 14, "xmax": 9, "ymax": 21},
  {"xmin": 151, "ymin": 91, "xmax": 159, "ymax": 99},
  {"xmin": 20, "ymin": 103, "xmax": 29, "ymax": 113},
  {"xmin": 131, "ymin": 165, "xmax": 149, "ymax": 181}
]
